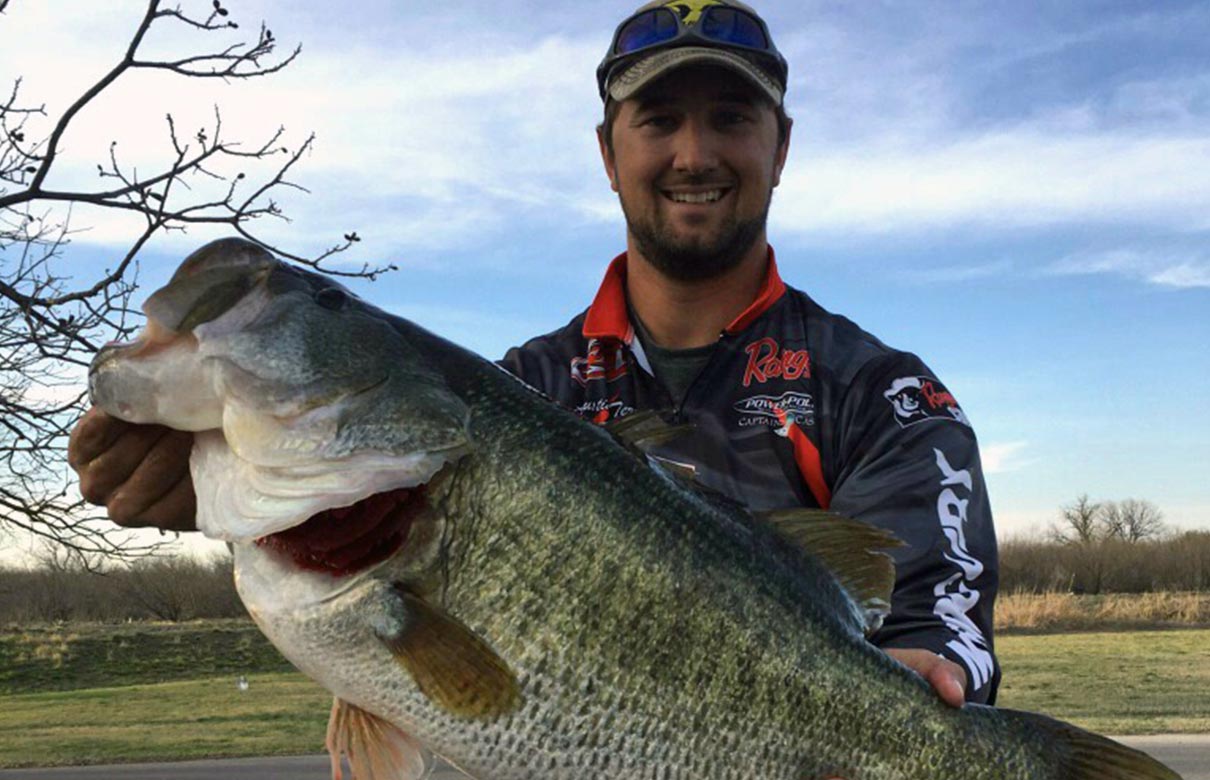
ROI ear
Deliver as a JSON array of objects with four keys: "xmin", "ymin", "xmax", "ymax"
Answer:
[
  {"xmin": 771, "ymin": 115, "xmax": 792, "ymax": 189},
  {"xmin": 597, "ymin": 124, "xmax": 619, "ymax": 193}
]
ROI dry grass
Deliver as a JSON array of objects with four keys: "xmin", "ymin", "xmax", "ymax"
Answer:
[{"xmin": 997, "ymin": 591, "xmax": 1210, "ymax": 633}]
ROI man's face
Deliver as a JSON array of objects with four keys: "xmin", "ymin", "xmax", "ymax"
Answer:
[{"xmin": 600, "ymin": 65, "xmax": 790, "ymax": 282}]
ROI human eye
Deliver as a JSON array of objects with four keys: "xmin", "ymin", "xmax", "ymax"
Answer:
[
  {"xmin": 640, "ymin": 113, "xmax": 677, "ymax": 129},
  {"xmin": 716, "ymin": 108, "xmax": 753, "ymax": 127}
]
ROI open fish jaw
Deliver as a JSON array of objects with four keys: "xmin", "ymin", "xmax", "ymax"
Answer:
[
  {"xmin": 90, "ymin": 239, "xmax": 472, "ymax": 544},
  {"xmin": 192, "ymin": 428, "xmax": 455, "ymax": 542},
  {"xmin": 89, "ymin": 327, "xmax": 224, "ymax": 431}
]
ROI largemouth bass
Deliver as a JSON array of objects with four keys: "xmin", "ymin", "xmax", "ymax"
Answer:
[{"xmin": 89, "ymin": 238, "xmax": 1182, "ymax": 780}]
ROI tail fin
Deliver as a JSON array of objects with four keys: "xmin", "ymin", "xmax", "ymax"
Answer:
[{"xmin": 997, "ymin": 707, "xmax": 1184, "ymax": 780}]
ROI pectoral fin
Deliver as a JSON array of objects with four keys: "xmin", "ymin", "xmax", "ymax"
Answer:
[
  {"xmin": 374, "ymin": 589, "xmax": 521, "ymax": 719},
  {"xmin": 760, "ymin": 509, "xmax": 903, "ymax": 635},
  {"xmin": 326, "ymin": 697, "xmax": 433, "ymax": 780}
]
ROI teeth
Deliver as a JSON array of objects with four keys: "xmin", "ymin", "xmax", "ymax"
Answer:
[{"xmin": 668, "ymin": 190, "xmax": 725, "ymax": 204}]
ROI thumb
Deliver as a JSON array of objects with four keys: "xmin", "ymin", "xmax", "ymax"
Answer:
[{"xmin": 884, "ymin": 647, "xmax": 968, "ymax": 708}]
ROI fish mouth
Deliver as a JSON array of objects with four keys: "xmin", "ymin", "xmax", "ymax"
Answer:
[{"xmin": 254, "ymin": 486, "xmax": 429, "ymax": 577}]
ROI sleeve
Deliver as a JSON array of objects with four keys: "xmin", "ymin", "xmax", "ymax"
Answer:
[
  {"xmin": 499, "ymin": 344, "xmax": 545, "ymax": 387},
  {"xmin": 828, "ymin": 353, "xmax": 1001, "ymax": 704}
]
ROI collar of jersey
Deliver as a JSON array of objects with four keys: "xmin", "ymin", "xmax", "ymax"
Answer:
[{"xmin": 581, "ymin": 246, "xmax": 787, "ymax": 343}]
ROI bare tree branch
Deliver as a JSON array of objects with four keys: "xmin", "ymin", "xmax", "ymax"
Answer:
[
  {"xmin": 1050, "ymin": 493, "xmax": 1102, "ymax": 545},
  {"xmin": 1101, "ymin": 498, "xmax": 1166, "ymax": 543},
  {"xmin": 134, "ymin": 22, "xmax": 301, "ymax": 80},
  {"xmin": 1, "ymin": 0, "xmax": 383, "ymax": 563}
]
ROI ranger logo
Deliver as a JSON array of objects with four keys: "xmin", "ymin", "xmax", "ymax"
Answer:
[
  {"xmin": 884, "ymin": 376, "xmax": 970, "ymax": 428},
  {"xmin": 742, "ymin": 337, "xmax": 811, "ymax": 387}
]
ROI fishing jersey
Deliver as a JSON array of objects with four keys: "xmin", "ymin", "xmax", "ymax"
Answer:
[{"xmin": 500, "ymin": 250, "xmax": 1001, "ymax": 704}]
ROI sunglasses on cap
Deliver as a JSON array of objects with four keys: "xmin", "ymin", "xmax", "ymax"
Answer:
[{"xmin": 597, "ymin": 3, "xmax": 788, "ymax": 100}]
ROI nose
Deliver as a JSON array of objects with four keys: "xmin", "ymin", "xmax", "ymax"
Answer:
[{"xmin": 671, "ymin": 118, "xmax": 720, "ymax": 175}]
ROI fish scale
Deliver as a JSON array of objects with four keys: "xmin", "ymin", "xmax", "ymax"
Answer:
[{"xmin": 89, "ymin": 238, "xmax": 1184, "ymax": 780}]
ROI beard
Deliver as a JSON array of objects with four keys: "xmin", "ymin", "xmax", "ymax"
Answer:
[{"xmin": 620, "ymin": 188, "xmax": 771, "ymax": 283}]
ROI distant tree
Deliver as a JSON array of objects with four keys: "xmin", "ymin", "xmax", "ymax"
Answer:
[
  {"xmin": 118, "ymin": 555, "xmax": 241, "ymax": 621},
  {"xmin": 0, "ymin": 1, "xmax": 387, "ymax": 567},
  {"xmin": 1101, "ymin": 498, "xmax": 1166, "ymax": 543},
  {"xmin": 1050, "ymin": 493, "xmax": 1102, "ymax": 545},
  {"xmin": 21, "ymin": 539, "xmax": 96, "ymax": 621},
  {"xmin": 1050, "ymin": 494, "xmax": 1168, "ymax": 547}
]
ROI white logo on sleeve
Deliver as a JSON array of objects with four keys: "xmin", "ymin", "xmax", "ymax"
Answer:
[
  {"xmin": 884, "ymin": 376, "xmax": 971, "ymax": 428},
  {"xmin": 932, "ymin": 448, "xmax": 995, "ymax": 691}
]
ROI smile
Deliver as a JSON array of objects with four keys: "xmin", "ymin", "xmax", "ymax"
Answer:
[{"xmin": 663, "ymin": 188, "xmax": 730, "ymax": 204}]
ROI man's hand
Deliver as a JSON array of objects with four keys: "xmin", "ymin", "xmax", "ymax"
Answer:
[
  {"xmin": 886, "ymin": 648, "xmax": 968, "ymax": 708},
  {"xmin": 68, "ymin": 406, "xmax": 198, "ymax": 532}
]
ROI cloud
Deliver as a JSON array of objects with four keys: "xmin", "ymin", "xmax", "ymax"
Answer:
[
  {"xmin": 7, "ymin": 2, "xmax": 1210, "ymax": 262},
  {"xmin": 1, "ymin": 4, "xmax": 612, "ymax": 258},
  {"xmin": 892, "ymin": 259, "xmax": 1015, "ymax": 284},
  {"xmin": 1149, "ymin": 263, "xmax": 1210, "ymax": 288},
  {"xmin": 1108, "ymin": 74, "xmax": 1210, "ymax": 128},
  {"xmin": 773, "ymin": 129, "xmax": 1210, "ymax": 236},
  {"xmin": 768, "ymin": 4, "xmax": 1210, "ymax": 239},
  {"xmin": 980, "ymin": 441, "xmax": 1031, "ymax": 475},
  {"xmin": 1046, "ymin": 249, "xmax": 1210, "ymax": 289}
]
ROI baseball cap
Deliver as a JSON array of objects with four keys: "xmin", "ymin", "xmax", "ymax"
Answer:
[{"xmin": 597, "ymin": 1, "xmax": 788, "ymax": 105}]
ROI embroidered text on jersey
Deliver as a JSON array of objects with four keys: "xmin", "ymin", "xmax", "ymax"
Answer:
[
  {"xmin": 742, "ymin": 337, "xmax": 811, "ymax": 387},
  {"xmin": 932, "ymin": 448, "xmax": 995, "ymax": 691},
  {"xmin": 734, "ymin": 391, "xmax": 815, "ymax": 428}
]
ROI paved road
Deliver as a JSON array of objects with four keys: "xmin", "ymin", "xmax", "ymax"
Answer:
[{"xmin": 0, "ymin": 736, "xmax": 1205, "ymax": 779}]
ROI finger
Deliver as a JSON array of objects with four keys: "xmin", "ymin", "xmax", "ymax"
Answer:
[
  {"xmin": 926, "ymin": 663, "xmax": 967, "ymax": 709},
  {"xmin": 77, "ymin": 425, "xmax": 173, "ymax": 506},
  {"xmin": 114, "ymin": 474, "xmax": 198, "ymax": 532},
  {"xmin": 106, "ymin": 430, "xmax": 195, "ymax": 527},
  {"xmin": 885, "ymin": 648, "xmax": 968, "ymax": 708},
  {"xmin": 68, "ymin": 407, "xmax": 132, "ymax": 470}
]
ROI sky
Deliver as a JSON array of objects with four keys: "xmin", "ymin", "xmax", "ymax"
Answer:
[{"xmin": 1, "ymin": 0, "xmax": 1208, "ymax": 561}]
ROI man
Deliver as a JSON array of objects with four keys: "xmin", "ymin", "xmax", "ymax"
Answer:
[
  {"xmin": 500, "ymin": 0, "xmax": 999, "ymax": 706},
  {"xmin": 69, "ymin": 0, "xmax": 998, "ymax": 709}
]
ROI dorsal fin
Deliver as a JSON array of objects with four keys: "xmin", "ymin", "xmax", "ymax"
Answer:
[
  {"xmin": 605, "ymin": 410, "xmax": 691, "ymax": 455},
  {"xmin": 759, "ymin": 509, "xmax": 904, "ymax": 635}
]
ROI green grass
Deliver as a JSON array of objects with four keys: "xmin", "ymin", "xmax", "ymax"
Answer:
[
  {"xmin": 0, "ymin": 621, "xmax": 1206, "ymax": 767},
  {"xmin": 0, "ymin": 673, "xmax": 329, "ymax": 767},
  {"xmin": 996, "ymin": 628, "xmax": 1210, "ymax": 735}
]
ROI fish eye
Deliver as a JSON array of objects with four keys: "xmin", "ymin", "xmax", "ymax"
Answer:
[{"xmin": 314, "ymin": 287, "xmax": 348, "ymax": 311}]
